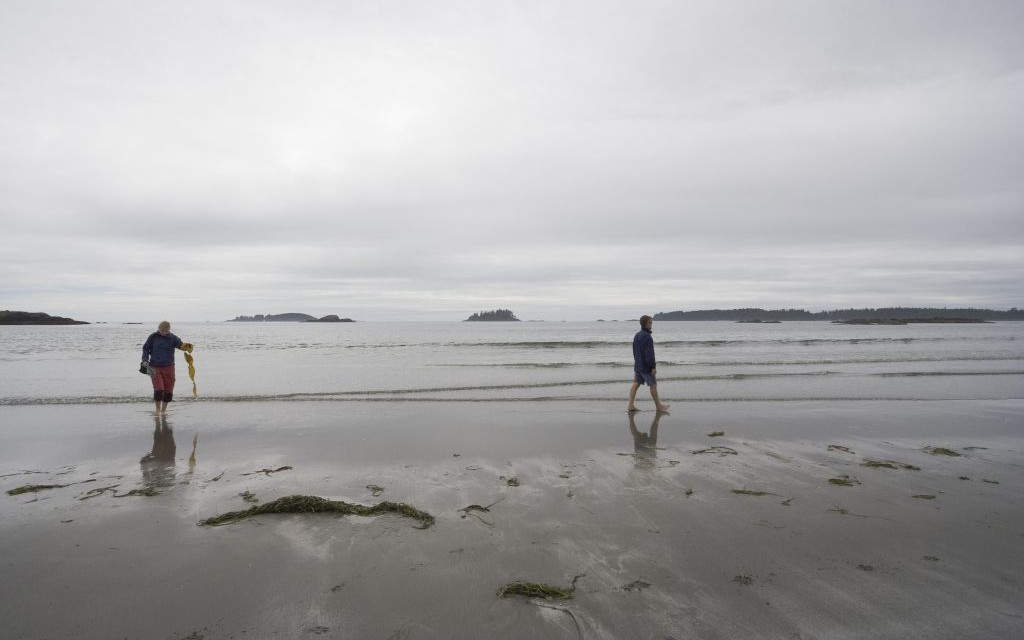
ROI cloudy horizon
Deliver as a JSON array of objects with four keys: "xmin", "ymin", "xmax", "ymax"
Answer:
[{"xmin": 2, "ymin": 1, "xmax": 1022, "ymax": 322}]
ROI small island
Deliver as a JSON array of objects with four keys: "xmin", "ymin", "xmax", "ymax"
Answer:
[
  {"xmin": 305, "ymin": 315, "xmax": 355, "ymax": 323},
  {"xmin": 229, "ymin": 313, "xmax": 355, "ymax": 322},
  {"xmin": 736, "ymin": 319, "xmax": 782, "ymax": 324},
  {"xmin": 0, "ymin": 310, "xmax": 89, "ymax": 325},
  {"xmin": 465, "ymin": 309, "xmax": 520, "ymax": 322},
  {"xmin": 229, "ymin": 313, "xmax": 317, "ymax": 322}
]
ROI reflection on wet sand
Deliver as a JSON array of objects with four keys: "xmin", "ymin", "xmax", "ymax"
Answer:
[
  {"xmin": 140, "ymin": 416, "xmax": 176, "ymax": 489},
  {"xmin": 628, "ymin": 411, "xmax": 665, "ymax": 469}
]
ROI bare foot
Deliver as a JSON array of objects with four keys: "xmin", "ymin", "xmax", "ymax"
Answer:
[
  {"xmin": 656, "ymin": 404, "xmax": 671, "ymax": 412},
  {"xmin": 627, "ymin": 406, "xmax": 640, "ymax": 412}
]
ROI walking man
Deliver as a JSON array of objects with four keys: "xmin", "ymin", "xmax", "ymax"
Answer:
[{"xmin": 628, "ymin": 315, "xmax": 670, "ymax": 412}]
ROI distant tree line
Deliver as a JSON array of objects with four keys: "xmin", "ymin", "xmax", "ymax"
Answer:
[
  {"xmin": 465, "ymin": 309, "xmax": 520, "ymax": 321},
  {"xmin": 229, "ymin": 313, "xmax": 316, "ymax": 322},
  {"xmin": 653, "ymin": 307, "xmax": 1024, "ymax": 321},
  {"xmin": 0, "ymin": 310, "xmax": 89, "ymax": 325}
]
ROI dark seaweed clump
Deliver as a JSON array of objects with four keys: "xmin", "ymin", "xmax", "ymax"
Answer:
[
  {"xmin": 497, "ymin": 574, "xmax": 584, "ymax": 600},
  {"xmin": 197, "ymin": 494, "xmax": 435, "ymax": 529},
  {"xmin": 7, "ymin": 484, "xmax": 66, "ymax": 496}
]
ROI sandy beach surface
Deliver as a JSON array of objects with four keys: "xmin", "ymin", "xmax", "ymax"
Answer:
[{"xmin": 2, "ymin": 399, "xmax": 1022, "ymax": 640}]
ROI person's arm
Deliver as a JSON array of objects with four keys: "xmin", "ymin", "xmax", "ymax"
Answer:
[
  {"xmin": 643, "ymin": 336, "xmax": 657, "ymax": 372},
  {"xmin": 142, "ymin": 334, "xmax": 155, "ymax": 363}
]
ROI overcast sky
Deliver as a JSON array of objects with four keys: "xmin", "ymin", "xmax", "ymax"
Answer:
[{"xmin": 1, "ymin": 1, "xmax": 1021, "ymax": 321}]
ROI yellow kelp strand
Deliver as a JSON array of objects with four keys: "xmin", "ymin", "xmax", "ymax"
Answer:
[{"xmin": 181, "ymin": 343, "xmax": 197, "ymax": 397}]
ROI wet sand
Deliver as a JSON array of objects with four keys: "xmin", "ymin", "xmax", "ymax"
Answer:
[{"xmin": 1, "ymin": 399, "xmax": 1022, "ymax": 639}]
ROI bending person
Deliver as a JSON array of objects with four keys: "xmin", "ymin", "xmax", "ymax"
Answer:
[{"xmin": 142, "ymin": 321, "xmax": 191, "ymax": 415}]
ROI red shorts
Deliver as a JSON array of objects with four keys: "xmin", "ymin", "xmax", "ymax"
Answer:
[{"xmin": 150, "ymin": 364, "xmax": 176, "ymax": 392}]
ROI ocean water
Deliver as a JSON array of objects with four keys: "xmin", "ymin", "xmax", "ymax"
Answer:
[{"xmin": 1, "ymin": 320, "xmax": 1022, "ymax": 406}]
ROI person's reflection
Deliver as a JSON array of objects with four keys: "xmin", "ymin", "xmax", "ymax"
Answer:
[
  {"xmin": 628, "ymin": 411, "xmax": 664, "ymax": 469},
  {"xmin": 141, "ymin": 415, "xmax": 176, "ymax": 488}
]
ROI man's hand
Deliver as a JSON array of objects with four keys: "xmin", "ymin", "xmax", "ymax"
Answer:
[{"xmin": 651, "ymin": 368, "xmax": 657, "ymax": 375}]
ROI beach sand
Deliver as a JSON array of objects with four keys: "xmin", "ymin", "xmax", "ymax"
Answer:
[{"xmin": 1, "ymin": 399, "xmax": 1022, "ymax": 639}]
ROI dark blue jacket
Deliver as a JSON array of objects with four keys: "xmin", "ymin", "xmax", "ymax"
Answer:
[
  {"xmin": 142, "ymin": 332, "xmax": 182, "ymax": 367},
  {"xmin": 633, "ymin": 329, "xmax": 656, "ymax": 373}
]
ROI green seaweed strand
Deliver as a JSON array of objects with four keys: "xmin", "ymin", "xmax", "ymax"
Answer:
[
  {"xmin": 496, "ymin": 574, "xmax": 584, "ymax": 600},
  {"xmin": 497, "ymin": 582, "xmax": 573, "ymax": 600},
  {"xmin": 6, "ymin": 483, "xmax": 67, "ymax": 496},
  {"xmin": 198, "ymin": 494, "xmax": 435, "ymax": 529}
]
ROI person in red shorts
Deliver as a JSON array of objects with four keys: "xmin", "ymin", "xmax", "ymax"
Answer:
[{"xmin": 141, "ymin": 321, "xmax": 191, "ymax": 415}]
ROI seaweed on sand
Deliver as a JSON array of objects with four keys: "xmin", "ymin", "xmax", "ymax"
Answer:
[
  {"xmin": 828, "ymin": 506, "xmax": 867, "ymax": 518},
  {"xmin": 7, "ymin": 478, "xmax": 96, "ymax": 496},
  {"xmin": 828, "ymin": 475, "xmax": 861, "ymax": 487},
  {"xmin": 458, "ymin": 497, "xmax": 505, "ymax": 526},
  {"xmin": 925, "ymin": 447, "xmax": 961, "ymax": 457},
  {"xmin": 861, "ymin": 459, "xmax": 920, "ymax": 471},
  {"xmin": 828, "ymin": 445, "xmax": 855, "ymax": 454},
  {"xmin": 497, "ymin": 582, "xmax": 573, "ymax": 600},
  {"xmin": 707, "ymin": 430, "xmax": 725, "ymax": 437},
  {"xmin": 79, "ymin": 485, "xmax": 120, "ymax": 500},
  {"xmin": 497, "ymin": 574, "xmax": 585, "ymax": 600},
  {"xmin": 197, "ymin": 494, "xmax": 435, "ymax": 529},
  {"xmin": 240, "ymin": 466, "xmax": 293, "ymax": 476},
  {"xmin": 731, "ymin": 489, "xmax": 779, "ymax": 497},
  {"xmin": 7, "ymin": 483, "xmax": 68, "ymax": 496},
  {"xmin": 692, "ymin": 446, "xmax": 738, "ymax": 456},
  {"xmin": 114, "ymin": 487, "xmax": 160, "ymax": 497}
]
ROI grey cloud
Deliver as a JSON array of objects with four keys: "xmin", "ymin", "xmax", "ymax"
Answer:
[{"xmin": 1, "ymin": 1, "xmax": 1022, "ymax": 320}]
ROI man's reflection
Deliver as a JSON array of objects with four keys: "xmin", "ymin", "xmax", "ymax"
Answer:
[
  {"xmin": 140, "ymin": 415, "xmax": 176, "ymax": 488},
  {"xmin": 628, "ymin": 411, "xmax": 664, "ymax": 469}
]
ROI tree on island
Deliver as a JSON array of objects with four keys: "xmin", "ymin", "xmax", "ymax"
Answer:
[{"xmin": 465, "ymin": 309, "xmax": 520, "ymax": 321}]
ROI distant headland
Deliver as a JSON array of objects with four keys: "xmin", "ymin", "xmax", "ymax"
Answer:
[
  {"xmin": 832, "ymin": 317, "xmax": 989, "ymax": 325},
  {"xmin": 654, "ymin": 307, "xmax": 1023, "ymax": 322},
  {"xmin": 228, "ymin": 313, "xmax": 354, "ymax": 322},
  {"xmin": 465, "ymin": 309, "xmax": 520, "ymax": 322},
  {"xmin": 0, "ymin": 310, "xmax": 89, "ymax": 325}
]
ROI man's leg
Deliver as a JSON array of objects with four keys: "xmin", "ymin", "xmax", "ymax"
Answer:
[
  {"xmin": 628, "ymin": 380, "xmax": 641, "ymax": 411},
  {"xmin": 649, "ymin": 385, "xmax": 670, "ymax": 412},
  {"xmin": 162, "ymin": 367, "xmax": 176, "ymax": 414}
]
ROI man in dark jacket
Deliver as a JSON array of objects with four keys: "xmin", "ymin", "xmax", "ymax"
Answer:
[
  {"xmin": 628, "ymin": 315, "xmax": 670, "ymax": 412},
  {"xmin": 142, "ymin": 321, "xmax": 190, "ymax": 415}
]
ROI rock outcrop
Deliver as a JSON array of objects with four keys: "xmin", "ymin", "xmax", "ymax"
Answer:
[{"xmin": 0, "ymin": 310, "xmax": 89, "ymax": 325}]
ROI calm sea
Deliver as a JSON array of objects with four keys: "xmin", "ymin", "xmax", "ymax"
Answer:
[{"xmin": 1, "ymin": 321, "xmax": 1022, "ymax": 406}]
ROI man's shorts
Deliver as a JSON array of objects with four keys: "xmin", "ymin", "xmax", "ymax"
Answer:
[
  {"xmin": 150, "ymin": 364, "xmax": 176, "ymax": 392},
  {"xmin": 634, "ymin": 371, "xmax": 656, "ymax": 386}
]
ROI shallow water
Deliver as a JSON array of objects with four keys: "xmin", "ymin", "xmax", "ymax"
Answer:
[{"xmin": 1, "ymin": 320, "xmax": 1022, "ymax": 406}]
